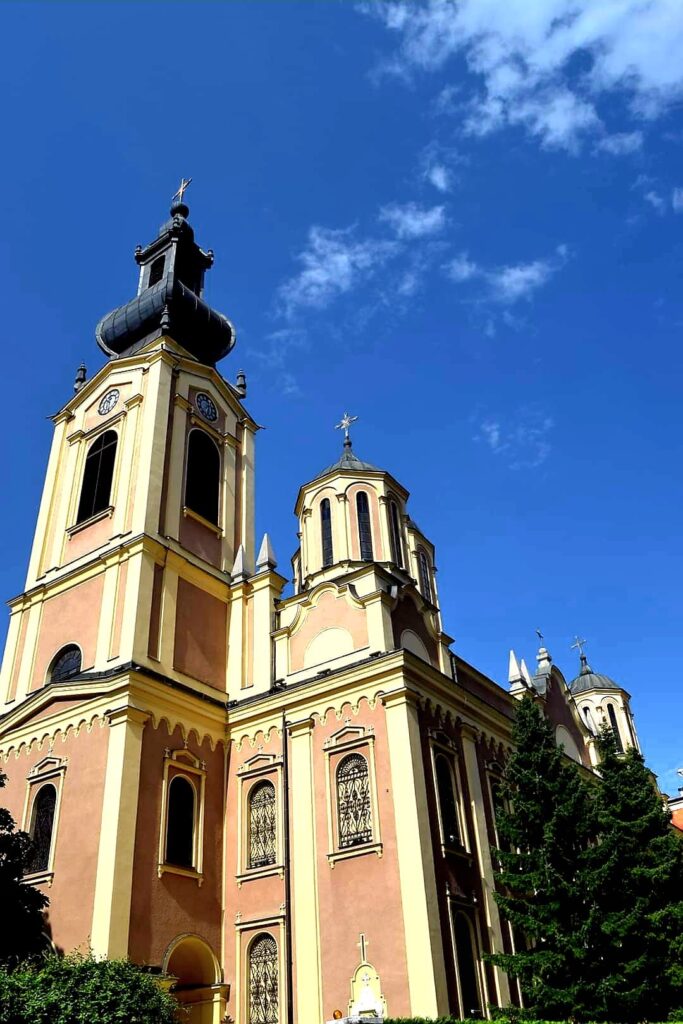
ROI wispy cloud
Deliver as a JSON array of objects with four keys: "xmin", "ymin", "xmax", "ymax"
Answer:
[
  {"xmin": 426, "ymin": 163, "xmax": 451, "ymax": 193},
  {"xmin": 379, "ymin": 201, "xmax": 447, "ymax": 238},
  {"xmin": 595, "ymin": 131, "xmax": 644, "ymax": 156},
  {"xmin": 475, "ymin": 410, "xmax": 554, "ymax": 469},
  {"xmin": 672, "ymin": 188, "xmax": 683, "ymax": 214},
  {"xmin": 644, "ymin": 190, "xmax": 665, "ymax": 213},
  {"xmin": 362, "ymin": 0, "xmax": 683, "ymax": 153},
  {"xmin": 247, "ymin": 326, "xmax": 310, "ymax": 397},
  {"xmin": 444, "ymin": 245, "xmax": 568, "ymax": 303},
  {"xmin": 278, "ymin": 225, "xmax": 399, "ymax": 318}
]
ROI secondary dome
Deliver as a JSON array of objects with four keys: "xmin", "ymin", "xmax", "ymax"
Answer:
[{"xmin": 569, "ymin": 655, "xmax": 621, "ymax": 695}]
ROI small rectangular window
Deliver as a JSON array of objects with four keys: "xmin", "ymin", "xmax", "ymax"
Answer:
[{"xmin": 148, "ymin": 256, "xmax": 165, "ymax": 288}]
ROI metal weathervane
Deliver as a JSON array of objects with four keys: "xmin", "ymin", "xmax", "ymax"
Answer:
[
  {"xmin": 173, "ymin": 177, "xmax": 193, "ymax": 204},
  {"xmin": 335, "ymin": 411, "xmax": 358, "ymax": 442}
]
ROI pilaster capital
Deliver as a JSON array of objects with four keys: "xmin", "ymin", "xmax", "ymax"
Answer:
[
  {"xmin": 380, "ymin": 686, "xmax": 421, "ymax": 712},
  {"xmin": 106, "ymin": 706, "xmax": 151, "ymax": 730},
  {"xmin": 287, "ymin": 716, "xmax": 314, "ymax": 739}
]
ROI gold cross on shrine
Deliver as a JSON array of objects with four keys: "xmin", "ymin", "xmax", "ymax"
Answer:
[{"xmin": 172, "ymin": 177, "xmax": 192, "ymax": 204}]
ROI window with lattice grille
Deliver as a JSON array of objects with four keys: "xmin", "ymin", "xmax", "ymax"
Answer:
[
  {"xmin": 27, "ymin": 784, "xmax": 57, "ymax": 874},
  {"xmin": 336, "ymin": 753, "xmax": 372, "ymax": 849},
  {"xmin": 248, "ymin": 781, "xmax": 276, "ymax": 869},
  {"xmin": 356, "ymin": 491, "xmax": 373, "ymax": 561},
  {"xmin": 249, "ymin": 934, "xmax": 279, "ymax": 1024}
]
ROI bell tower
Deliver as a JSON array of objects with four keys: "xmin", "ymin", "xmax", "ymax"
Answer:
[{"xmin": 1, "ymin": 193, "xmax": 258, "ymax": 706}]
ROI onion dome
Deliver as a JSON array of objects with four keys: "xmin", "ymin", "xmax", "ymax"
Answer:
[
  {"xmin": 96, "ymin": 195, "xmax": 235, "ymax": 367},
  {"xmin": 569, "ymin": 653, "xmax": 621, "ymax": 695}
]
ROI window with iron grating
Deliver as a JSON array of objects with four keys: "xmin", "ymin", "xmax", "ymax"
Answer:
[
  {"xmin": 248, "ymin": 781, "xmax": 276, "ymax": 869},
  {"xmin": 336, "ymin": 753, "xmax": 372, "ymax": 849},
  {"xmin": 249, "ymin": 934, "xmax": 279, "ymax": 1024}
]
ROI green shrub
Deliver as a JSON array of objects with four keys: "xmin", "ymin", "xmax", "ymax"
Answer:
[{"xmin": 0, "ymin": 953, "xmax": 178, "ymax": 1024}]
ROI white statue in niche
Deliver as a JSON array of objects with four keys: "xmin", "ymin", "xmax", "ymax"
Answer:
[{"xmin": 348, "ymin": 936, "xmax": 387, "ymax": 1019}]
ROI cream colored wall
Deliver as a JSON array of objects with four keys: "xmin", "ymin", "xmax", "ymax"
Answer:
[{"xmin": 575, "ymin": 689, "xmax": 639, "ymax": 761}]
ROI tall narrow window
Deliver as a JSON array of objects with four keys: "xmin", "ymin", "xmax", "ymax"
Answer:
[
  {"xmin": 249, "ymin": 934, "xmax": 279, "ymax": 1024},
  {"xmin": 336, "ymin": 753, "xmax": 372, "ymax": 849},
  {"xmin": 607, "ymin": 703, "xmax": 624, "ymax": 753},
  {"xmin": 389, "ymin": 500, "xmax": 403, "ymax": 568},
  {"xmin": 77, "ymin": 430, "xmax": 118, "ymax": 524},
  {"xmin": 248, "ymin": 781, "xmax": 276, "ymax": 869},
  {"xmin": 418, "ymin": 550, "xmax": 433, "ymax": 602},
  {"xmin": 453, "ymin": 911, "xmax": 482, "ymax": 1018},
  {"xmin": 148, "ymin": 255, "xmax": 165, "ymax": 287},
  {"xmin": 27, "ymin": 784, "xmax": 57, "ymax": 874},
  {"xmin": 185, "ymin": 430, "xmax": 220, "ymax": 525},
  {"xmin": 356, "ymin": 491, "xmax": 373, "ymax": 561},
  {"xmin": 165, "ymin": 776, "xmax": 196, "ymax": 868},
  {"xmin": 435, "ymin": 754, "xmax": 461, "ymax": 847},
  {"xmin": 47, "ymin": 645, "xmax": 82, "ymax": 683},
  {"xmin": 320, "ymin": 498, "xmax": 333, "ymax": 567}
]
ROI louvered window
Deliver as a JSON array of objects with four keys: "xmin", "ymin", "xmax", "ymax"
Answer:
[
  {"xmin": 418, "ymin": 550, "xmax": 432, "ymax": 602},
  {"xmin": 321, "ymin": 498, "xmax": 333, "ymax": 567},
  {"xmin": 336, "ymin": 753, "xmax": 372, "ymax": 849},
  {"xmin": 248, "ymin": 781, "xmax": 276, "ymax": 869},
  {"xmin": 356, "ymin": 492, "xmax": 373, "ymax": 561},
  {"xmin": 249, "ymin": 934, "xmax": 279, "ymax": 1024},
  {"xmin": 27, "ymin": 784, "xmax": 57, "ymax": 874}
]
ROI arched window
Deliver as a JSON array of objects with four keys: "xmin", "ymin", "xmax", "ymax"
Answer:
[
  {"xmin": 76, "ymin": 430, "xmax": 118, "ymax": 524},
  {"xmin": 389, "ymin": 500, "xmax": 403, "ymax": 568},
  {"xmin": 336, "ymin": 753, "xmax": 372, "ymax": 849},
  {"xmin": 47, "ymin": 644, "xmax": 82, "ymax": 683},
  {"xmin": 185, "ymin": 430, "xmax": 220, "ymax": 526},
  {"xmin": 249, "ymin": 934, "xmax": 279, "ymax": 1024},
  {"xmin": 453, "ymin": 911, "xmax": 482, "ymax": 1018},
  {"xmin": 607, "ymin": 703, "xmax": 624, "ymax": 753},
  {"xmin": 418, "ymin": 549, "xmax": 433, "ymax": 602},
  {"xmin": 165, "ymin": 775, "xmax": 196, "ymax": 868},
  {"xmin": 356, "ymin": 491, "xmax": 373, "ymax": 561},
  {"xmin": 320, "ymin": 498, "xmax": 333, "ymax": 567},
  {"xmin": 435, "ymin": 754, "xmax": 461, "ymax": 847},
  {"xmin": 27, "ymin": 784, "xmax": 57, "ymax": 874},
  {"xmin": 248, "ymin": 781, "xmax": 276, "ymax": 869},
  {"xmin": 582, "ymin": 705, "xmax": 596, "ymax": 733}
]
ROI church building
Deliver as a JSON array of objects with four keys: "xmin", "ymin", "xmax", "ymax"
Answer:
[{"xmin": 0, "ymin": 196, "xmax": 641, "ymax": 1024}]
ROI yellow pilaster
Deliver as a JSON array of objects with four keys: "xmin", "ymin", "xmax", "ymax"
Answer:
[
  {"xmin": 461, "ymin": 725, "xmax": 510, "ymax": 1006},
  {"xmin": 91, "ymin": 705, "xmax": 149, "ymax": 958},
  {"xmin": 288, "ymin": 717, "xmax": 323, "ymax": 1024},
  {"xmin": 382, "ymin": 688, "xmax": 449, "ymax": 1017}
]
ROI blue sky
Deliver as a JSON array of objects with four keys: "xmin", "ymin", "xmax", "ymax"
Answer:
[{"xmin": 1, "ymin": 2, "xmax": 681, "ymax": 790}]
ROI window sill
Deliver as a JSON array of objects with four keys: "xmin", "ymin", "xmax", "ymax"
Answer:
[
  {"xmin": 158, "ymin": 862, "xmax": 204, "ymax": 886},
  {"xmin": 66, "ymin": 507, "xmax": 114, "ymax": 536},
  {"xmin": 441, "ymin": 843, "xmax": 472, "ymax": 862},
  {"xmin": 236, "ymin": 863, "xmax": 285, "ymax": 886},
  {"xmin": 23, "ymin": 870, "xmax": 54, "ymax": 887},
  {"xmin": 182, "ymin": 506, "xmax": 223, "ymax": 537},
  {"xmin": 327, "ymin": 841, "xmax": 383, "ymax": 867}
]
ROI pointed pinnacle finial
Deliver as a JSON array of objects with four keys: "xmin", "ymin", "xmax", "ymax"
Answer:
[
  {"xmin": 74, "ymin": 362, "xmax": 87, "ymax": 394},
  {"xmin": 335, "ymin": 411, "xmax": 358, "ymax": 449}
]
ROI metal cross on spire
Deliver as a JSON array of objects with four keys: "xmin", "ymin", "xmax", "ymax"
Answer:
[
  {"xmin": 571, "ymin": 635, "xmax": 588, "ymax": 658},
  {"xmin": 172, "ymin": 177, "xmax": 192, "ymax": 204},
  {"xmin": 535, "ymin": 628, "xmax": 544, "ymax": 644},
  {"xmin": 335, "ymin": 411, "xmax": 358, "ymax": 444}
]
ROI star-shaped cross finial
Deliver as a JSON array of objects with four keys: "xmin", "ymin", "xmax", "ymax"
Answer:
[{"xmin": 335, "ymin": 411, "xmax": 358, "ymax": 443}]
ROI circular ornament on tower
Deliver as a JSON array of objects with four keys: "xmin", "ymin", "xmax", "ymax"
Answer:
[
  {"xmin": 98, "ymin": 389, "xmax": 120, "ymax": 416},
  {"xmin": 196, "ymin": 392, "xmax": 218, "ymax": 422}
]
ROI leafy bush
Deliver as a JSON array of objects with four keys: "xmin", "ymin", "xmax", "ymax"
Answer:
[{"xmin": 0, "ymin": 953, "xmax": 178, "ymax": 1024}]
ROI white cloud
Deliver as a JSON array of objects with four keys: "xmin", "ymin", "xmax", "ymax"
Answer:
[
  {"xmin": 444, "ymin": 251, "xmax": 479, "ymax": 282},
  {"xmin": 363, "ymin": 0, "xmax": 683, "ymax": 152},
  {"xmin": 444, "ymin": 245, "xmax": 567, "ymax": 302},
  {"xmin": 278, "ymin": 225, "xmax": 399, "ymax": 317},
  {"xmin": 672, "ymin": 188, "xmax": 683, "ymax": 213},
  {"xmin": 595, "ymin": 130, "xmax": 643, "ymax": 155},
  {"xmin": 379, "ymin": 201, "xmax": 447, "ymax": 238},
  {"xmin": 475, "ymin": 410, "xmax": 554, "ymax": 469},
  {"xmin": 644, "ymin": 190, "xmax": 665, "ymax": 213},
  {"xmin": 426, "ymin": 163, "xmax": 452, "ymax": 192}
]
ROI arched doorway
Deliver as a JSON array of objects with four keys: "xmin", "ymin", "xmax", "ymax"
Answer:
[{"xmin": 164, "ymin": 934, "xmax": 228, "ymax": 1024}]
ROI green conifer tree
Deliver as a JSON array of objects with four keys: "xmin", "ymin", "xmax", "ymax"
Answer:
[
  {"xmin": 485, "ymin": 693, "xmax": 596, "ymax": 1020},
  {"xmin": 0, "ymin": 770, "xmax": 49, "ymax": 968},
  {"xmin": 584, "ymin": 727, "xmax": 683, "ymax": 1022}
]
